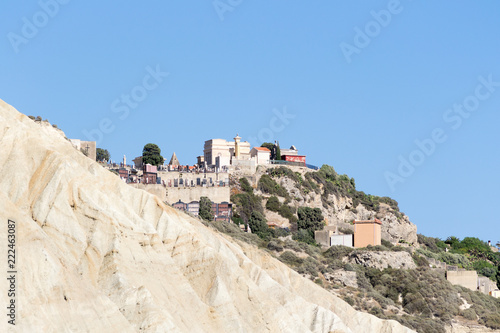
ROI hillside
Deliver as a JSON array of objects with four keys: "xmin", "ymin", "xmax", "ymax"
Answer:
[
  {"xmin": 0, "ymin": 100, "xmax": 419, "ymax": 332},
  {"xmin": 230, "ymin": 164, "xmax": 417, "ymax": 245},
  {"xmin": 224, "ymin": 174, "xmax": 500, "ymax": 332}
]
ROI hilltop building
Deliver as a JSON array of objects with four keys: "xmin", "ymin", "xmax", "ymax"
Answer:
[
  {"xmin": 250, "ymin": 147, "xmax": 271, "ymax": 165},
  {"xmin": 203, "ymin": 134, "xmax": 251, "ymax": 168},
  {"xmin": 280, "ymin": 145, "xmax": 299, "ymax": 156}
]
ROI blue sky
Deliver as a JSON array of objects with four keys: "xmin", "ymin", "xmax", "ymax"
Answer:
[{"xmin": 1, "ymin": 1, "xmax": 499, "ymax": 243}]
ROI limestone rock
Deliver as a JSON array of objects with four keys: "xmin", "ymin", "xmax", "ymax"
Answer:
[
  {"xmin": 347, "ymin": 251, "xmax": 417, "ymax": 270},
  {"xmin": 325, "ymin": 271, "xmax": 358, "ymax": 289},
  {"xmin": 0, "ymin": 99, "xmax": 415, "ymax": 332}
]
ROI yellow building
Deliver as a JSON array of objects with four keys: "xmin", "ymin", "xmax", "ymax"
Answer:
[{"xmin": 354, "ymin": 219, "xmax": 382, "ymax": 248}]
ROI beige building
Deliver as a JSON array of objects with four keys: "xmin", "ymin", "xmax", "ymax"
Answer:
[
  {"xmin": 315, "ymin": 227, "xmax": 337, "ymax": 247},
  {"xmin": 203, "ymin": 134, "xmax": 251, "ymax": 168},
  {"xmin": 446, "ymin": 270, "xmax": 478, "ymax": 291},
  {"xmin": 354, "ymin": 219, "xmax": 382, "ymax": 248},
  {"xmin": 280, "ymin": 145, "xmax": 299, "ymax": 156},
  {"xmin": 70, "ymin": 139, "xmax": 96, "ymax": 161},
  {"xmin": 250, "ymin": 147, "xmax": 271, "ymax": 165}
]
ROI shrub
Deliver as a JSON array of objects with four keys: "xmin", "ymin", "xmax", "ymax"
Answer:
[
  {"xmin": 267, "ymin": 240, "xmax": 284, "ymax": 252},
  {"xmin": 297, "ymin": 257, "xmax": 320, "ymax": 277},
  {"xmin": 412, "ymin": 254, "xmax": 430, "ymax": 267},
  {"xmin": 283, "ymin": 239, "xmax": 302, "ymax": 252},
  {"xmin": 266, "ymin": 195, "xmax": 281, "ymax": 212},
  {"xmin": 278, "ymin": 204, "xmax": 297, "ymax": 223},
  {"xmin": 483, "ymin": 313, "xmax": 500, "ymax": 329},
  {"xmin": 258, "ymin": 174, "xmax": 289, "ymax": 197},
  {"xmin": 279, "ymin": 251, "xmax": 303, "ymax": 266},
  {"xmin": 272, "ymin": 228, "xmax": 290, "ymax": 238},
  {"xmin": 381, "ymin": 239, "xmax": 394, "ymax": 248},
  {"xmin": 293, "ymin": 229, "xmax": 316, "ymax": 245},
  {"xmin": 248, "ymin": 211, "xmax": 271, "ymax": 240},
  {"xmin": 268, "ymin": 166, "xmax": 300, "ymax": 182},
  {"xmin": 343, "ymin": 296, "xmax": 355, "ymax": 306},
  {"xmin": 323, "ymin": 245, "xmax": 354, "ymax": 259},
  {"xmin": 461, "ymin": 308, "xmax": 477, "ymax": 320},
  {"xmin": 239, "ymin": 177, "xmax": 253, "ymax": 193}
]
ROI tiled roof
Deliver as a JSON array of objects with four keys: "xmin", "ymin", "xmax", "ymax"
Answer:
[{"xmin": 254, "ymin": 147, "xmax": 270, "ymax": 152}]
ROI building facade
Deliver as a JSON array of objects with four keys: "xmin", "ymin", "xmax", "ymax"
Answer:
[
  {"xmin": 173, "ymin": 199, "xmax": 232, "ymax": 222},
  {"xmin": 143, "ymin": 164, "xmax": 158, "ymax": 184},
  {"xmin": 203, "ymin": 135, "xmax": 251, "ymax": 167},
  {"xmin": 354, "ymin": 219, "xmax": 382, "ymax": 248},
  {"xmin": 250, "ymin": 147, "xmax": 271, "ymax": 165}
]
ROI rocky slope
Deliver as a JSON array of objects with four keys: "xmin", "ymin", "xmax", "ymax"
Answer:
[
  {"xmin": 248, "ymin": 166, "xmax": 418, "ymax": 244},
  {"xmin": 0, "ymin": 100, "xmax": 416, "ymax": 332}
]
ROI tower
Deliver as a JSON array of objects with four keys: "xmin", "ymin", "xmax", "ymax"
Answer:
[{"xmin": 234, "ymin": 134, "xmax": 241, "ymax": 159}]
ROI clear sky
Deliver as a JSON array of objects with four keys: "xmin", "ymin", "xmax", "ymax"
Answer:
[{"xmin": 1, "ymin": 1, "xmax": 499, "ymax": 244}]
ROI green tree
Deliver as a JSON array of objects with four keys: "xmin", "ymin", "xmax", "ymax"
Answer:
[
  {"xmin": 96, "ymin": 148, "xmax": 110, "ymax": 162},
  {"xmin": 261, "ymin": 142, "xmax": 274, "ymax": 151},
  {"xmin": 445, "ymin": 236, "xmax": 460, "ymax": 248},
  {"xmin": 319, "ymin": 164, "xmax": 337, "ymax": 181},
  {"xmin": 248, "ymin": 211, "xmax": 271, "ymax": 239},
  {"xmin": 297, "ymin": 207, "xmax": 324, "ymax": 236},
  {"xmin": 199, "ymin": 197, "xmax": 214, "ymax": 221},
  {"xmin": 142, "ymin": 143, "xmax": 164, "ymax": 166}
]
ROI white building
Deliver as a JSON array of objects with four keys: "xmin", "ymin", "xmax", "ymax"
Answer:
[
  {"xmin": 250, "ymin": 147, "xmax": 271, "ymax": 165},
  {"xmin": 203, "ymin": 134, "xmax": 251, "ymax": 168}
]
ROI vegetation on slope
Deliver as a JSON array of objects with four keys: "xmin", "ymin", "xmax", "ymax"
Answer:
[
  {"xmin": 267, "ymin": 165, "xmax": 402, "ymax": 217},
  {"xmin": 223, "ymin": 166, "xmax": 500, "ymax": 332},
  {"xmin": 204, "ymin": 218, "xmax": 500, "ymax": 333},
  {"xmin": 417, "ymin": 234, "xmax": 500, "ymax": 288}
]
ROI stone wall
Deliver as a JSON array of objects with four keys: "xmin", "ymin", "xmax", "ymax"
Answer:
[
  {"xmin": 130, "ymin": 184, "xmax": 230, "ymax": 204},
  {"xmin": 166, "ymin": 187, "xmax": 230, "ymax": 204},
  {"xmin": 446, "ymin": 271, "xmax": 478, "ymax": 291}
]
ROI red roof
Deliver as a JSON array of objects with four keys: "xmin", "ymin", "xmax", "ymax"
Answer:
[{"xmin": 254, "ymin": 147, "xmax": 270, "ymax": 152}]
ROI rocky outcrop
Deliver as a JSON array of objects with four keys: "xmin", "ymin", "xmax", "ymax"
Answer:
[
  {"xmin": 325, "ymin": 271, "xmax": 358, "ymax": 289},
  {"xmin": 347, "ymin": 251, "xmax": 417, "ymax": 270},
  {"xmin": 0, "ymin": 100, "xmax": 416, "ymax": 332},
  {"xmin": 255, "ymin": 168, "xmax": 418, "ymax": 245}
]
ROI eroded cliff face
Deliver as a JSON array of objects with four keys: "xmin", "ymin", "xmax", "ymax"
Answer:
[{"xmin": 0, "ymin": 100, "xmax": 415, "ymax": 332}]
